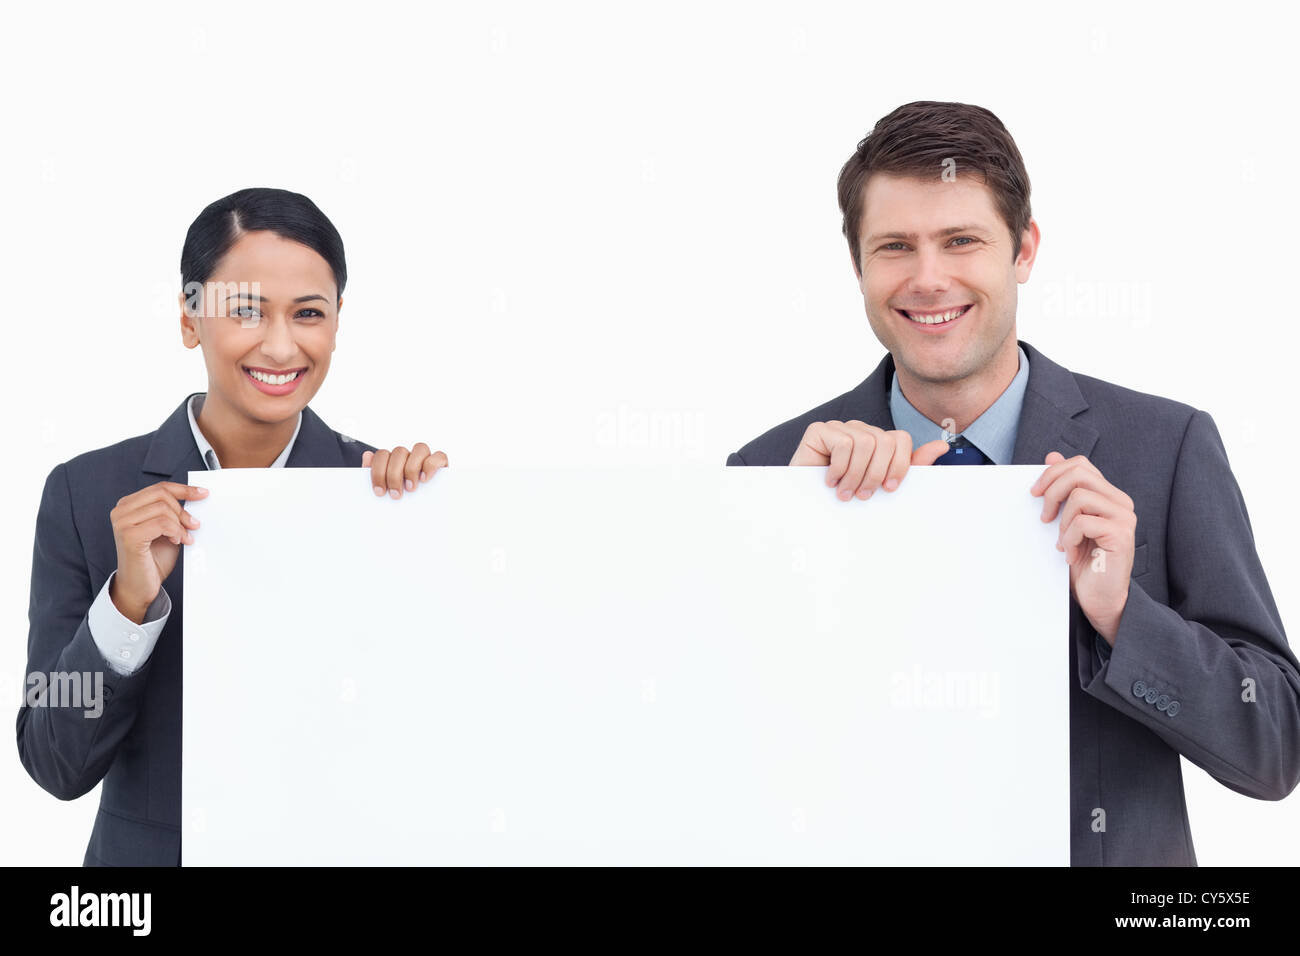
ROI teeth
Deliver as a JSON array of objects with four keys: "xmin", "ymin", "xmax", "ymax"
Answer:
[
  {"xmin": 906, "ymin": 306, "xmax": 968, "ymax": 325},
  {"xmin": 247, "ymin": 368, "xmax": 302, "ymax": 385}
]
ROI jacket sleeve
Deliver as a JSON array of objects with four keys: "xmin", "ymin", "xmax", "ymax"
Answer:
[
  {"xmin": 1078, "ymin": 409, "xmax": 1300, "ymax": 800},
  {"xmin": 15, "ymin": 462, "xmax": 158, "ymax": 800}
]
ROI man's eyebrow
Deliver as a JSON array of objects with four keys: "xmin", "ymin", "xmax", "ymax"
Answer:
[
  {"xmin": 223, "ymin": 293, "xmax": 331, "ymax": 304},
  {"xmin": 863, "ymin": 224, "xmax": 993, "ymax": 245}
]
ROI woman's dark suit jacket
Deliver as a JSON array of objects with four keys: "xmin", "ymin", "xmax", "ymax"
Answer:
[{"xmin": 17, "ymin": 394, "xmax": 375, "ymax": 865}]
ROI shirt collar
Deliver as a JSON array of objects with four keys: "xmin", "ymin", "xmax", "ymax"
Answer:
[
  {"xmin": 186, "ymin": 392, "xmax": 303, "ymax": 470},
  {"xmin": 887, "ymin": 344, "xmax": 1030, "ymax": 464}
]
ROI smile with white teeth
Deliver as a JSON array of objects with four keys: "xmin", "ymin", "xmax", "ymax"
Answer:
[
  {"xmin": 245, "ymin": 368, "xmax": 304, "ymax": 385},
  {"xmin": 903, "ymin": 305, "xmax": 971, "ymax": 325}
]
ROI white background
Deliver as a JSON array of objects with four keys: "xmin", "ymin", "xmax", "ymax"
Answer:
[{"xmin": 2, "ymin": 0, "xmax": 1297, "ymax": 865}]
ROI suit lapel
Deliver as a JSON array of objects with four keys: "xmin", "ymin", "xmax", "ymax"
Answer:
[
  {"xmin": 284, "ymin": 404, "xmax": 347, "ymax": 468},
  {"xmin": 843, "ymin": 353, "xmax": 898, "ymax": 431},
  {"xmin": 1010, "ymin": 341, "xmax": 1098, "ymax": 466},
  {"xmin": 141, "ymin": 394, "xmax": 205, "ymax": 485}
]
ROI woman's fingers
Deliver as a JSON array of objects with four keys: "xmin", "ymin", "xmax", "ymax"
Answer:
[
  {"xmin": 385, "ymin": 447, "xmax": 410, "ymax": 497},
  {"xmin": 364, "ymin": 444, "xmax": 448, "ymax": 498},
  {"xmin": 112, "ymin": 484, "xmax": 205, "ymax": 546},
  {"xmin": 404, "ymin": 443, "xmax": 430, "ymax": 489},
  {"xmin": 418, "ymin": 448, "xmax": 448, "ymax": 483},
  {"xmin": 365, "ymin": 448, "xmax": 389, "ymax": 496},
  {"xmin": 145, "ymin": 513, "xmax": 192, "ymax": 547}
]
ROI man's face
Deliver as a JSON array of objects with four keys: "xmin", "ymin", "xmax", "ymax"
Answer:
[
  {"xmin": 179, "ymin": 229, "xmax": 340, "ymax": 424},
  {"xmin": 853, "ymin": 172, "xmax": 1037, "ymax": 388}
]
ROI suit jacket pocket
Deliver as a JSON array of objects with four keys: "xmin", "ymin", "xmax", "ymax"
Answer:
[{"xmin": 1131, "ymin": 540, "xmax": 1148, "ymax": 579}]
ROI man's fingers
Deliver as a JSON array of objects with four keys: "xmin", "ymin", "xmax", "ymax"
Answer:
[
  {"xmin": 879, "ymin": 431, "xmax": 914, "ymax": 493},
  {"xmin": 912, "ymin": 439, "xmax": 953, "ymax": 466},
  {"xmin": 822, "ymin": 424, "xmax": 856, "ymax": 486},
  {"xmin": 791, "ymin": 421, "xmax": 834, "ymax": 467},
  {"xmin": 838, "ymin": 425, "xmax": 877, "ymax": 499}
]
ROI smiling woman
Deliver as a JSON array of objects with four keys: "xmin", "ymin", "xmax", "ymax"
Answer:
[
  {"xmin": 179, "ymin": 192, "xmax": 350, "ymax": 467},
  {"xmin": 16, "ymin": 186, "xmax": 449, "ymax": 866}
]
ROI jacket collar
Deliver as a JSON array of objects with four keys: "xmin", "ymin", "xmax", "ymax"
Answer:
[
  {"xmin": 142, "ymin": 392, "xmax": 346, "ymax": 481},
  {"xmin": 849, "ymin": 339, "xmax": 1099, "ymax": 466}
]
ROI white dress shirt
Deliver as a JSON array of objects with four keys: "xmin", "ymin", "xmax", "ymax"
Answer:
[{"xmin": 87, "ymin": 393, "xmax": 303, "ymax": 675}]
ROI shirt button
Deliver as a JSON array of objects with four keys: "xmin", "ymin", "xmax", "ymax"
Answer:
[
  {"xmin": 129, "ymin": 633, "xmax": 140, "ymax": 642},
  {"xmin": 120, "ymin": 649, "xmax": 131, "ymax": 661}
]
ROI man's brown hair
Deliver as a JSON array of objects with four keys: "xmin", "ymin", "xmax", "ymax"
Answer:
[{"xmin": 837, "ymin": 101, "xmax": 1032, "ymax": 275}]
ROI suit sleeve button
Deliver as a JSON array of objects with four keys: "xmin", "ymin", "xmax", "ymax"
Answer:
[
  {"xmin": 1133, "ymin": 680, "xmax": 1147, "ymax": 697},
  {"xmin": 1166, "ymin": 700, "xmax": 1181, "ymax": 717},
  {"xmin": 1144, "ymin": 688, "xmax": 1159, "ymax": 704},
  {"xmin": 1156, "ymin": 695, "xmax": 1170, "ymax": 711}
]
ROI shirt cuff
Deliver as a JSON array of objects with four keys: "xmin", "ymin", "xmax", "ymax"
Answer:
[{"xmin": 87, "ymin": 570, "xmax": 171, "ymax": 675}]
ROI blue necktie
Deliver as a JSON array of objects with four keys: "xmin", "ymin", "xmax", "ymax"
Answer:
[{"xmin": 934, "ymin": 434, "xmax": 989, "ymax": 465}]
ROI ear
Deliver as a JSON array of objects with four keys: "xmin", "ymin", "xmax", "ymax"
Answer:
[
  {"xmin": 1014, "ymin": 218, "xmax": 1041, "ymax": 284},
  {"xmin": 179, "ymin": 291, "xmax": 200, "ymax": 348}
]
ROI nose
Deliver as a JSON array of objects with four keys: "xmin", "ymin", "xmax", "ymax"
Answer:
[
  {"xmin": 907, "ymin": 244, "xmax": 951, "ymax": 297},
  {"xmin": 259, "ymin": 312, "xmax": 300, "ymax": 365}
]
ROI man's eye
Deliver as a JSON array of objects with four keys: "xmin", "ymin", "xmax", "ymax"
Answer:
[{"xmin": 879, "ymin": 237, "xmax": 977, "ymax": 252}]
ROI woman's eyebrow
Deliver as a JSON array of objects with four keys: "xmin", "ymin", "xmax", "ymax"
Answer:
[{"xmin": 223, "ymin": 292, "xmax": 330, "ymax": 304}]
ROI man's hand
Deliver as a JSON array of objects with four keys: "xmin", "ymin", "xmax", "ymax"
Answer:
[
  {"xmin": 791, "ymin": 420, "xmax": 951, "ymax": 500},
  {"xmin": 362, "ymin": 444, "xmax": 449, "ymax": 499},
  {"xmin": 1030, "ymin": 451, "xmax": 1136, "ymax": 646}
]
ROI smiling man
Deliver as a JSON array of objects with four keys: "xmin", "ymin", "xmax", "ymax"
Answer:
[{"xmin": 726, "ymin": 100, "xmax": 1300, "ymax": 865}]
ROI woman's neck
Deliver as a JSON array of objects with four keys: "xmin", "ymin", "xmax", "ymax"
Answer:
[{"xmin": 194, "ymin": 391, "xmax": 299, "ymax": 468}]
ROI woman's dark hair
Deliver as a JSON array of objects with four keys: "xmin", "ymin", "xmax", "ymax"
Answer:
[
  {"xmin": 180, "ymin": 187, "xmax": 347, "ymax": 307},
  {"xmin": 837, "ymin": 101, "xmax": 1032, "ymax": 275}
]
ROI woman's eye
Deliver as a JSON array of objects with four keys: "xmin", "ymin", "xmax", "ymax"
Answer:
[
  {"xmin": 233, "ymin": 307, "xmax": 260, "ymax": 319},
  {"xmin": 296, "ymin": 309, "xmax": 323, "ymax": 319}
]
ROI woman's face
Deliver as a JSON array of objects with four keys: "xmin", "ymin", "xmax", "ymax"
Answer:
[{"xmin": 179, "ymin": 229, "xmax": 340, "ymax": 424}]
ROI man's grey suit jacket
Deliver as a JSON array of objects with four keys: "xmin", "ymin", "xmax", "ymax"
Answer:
[
  {"xmin": 17, "ymin": 394, "xmax": 376, "ymax": 866},
  {"xmin": 727, "ymin": 339, "xmax": 1300, "ymax": 865}
]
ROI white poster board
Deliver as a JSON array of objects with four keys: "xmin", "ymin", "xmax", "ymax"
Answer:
[{"xmin": 182, "ymin": 465, "xmax": 1069, "ymax": 864}]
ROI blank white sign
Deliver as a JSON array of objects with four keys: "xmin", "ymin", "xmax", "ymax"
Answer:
[{"xmin": 182, "ymin": 465, "xmax": 1068, "ymax": 865}]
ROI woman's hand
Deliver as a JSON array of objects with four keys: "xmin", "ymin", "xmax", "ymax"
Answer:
[
  {"xmin": 362, "ymin": 444, "xmax": 448, "ymax": 499},
  {"xmin": 109, "ymin": 481, "xmax": 209, "ymax": 623}
]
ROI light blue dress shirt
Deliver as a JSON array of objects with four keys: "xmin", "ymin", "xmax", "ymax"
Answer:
[{"xmin": 87, "ymin": 393, "xmax": 303, "ymax": 675}]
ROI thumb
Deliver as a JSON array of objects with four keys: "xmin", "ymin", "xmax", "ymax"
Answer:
[{"xmin": 911, "ymin": 439, "xmax": 953, "ymax": 466}]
